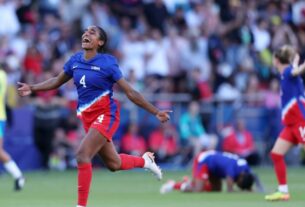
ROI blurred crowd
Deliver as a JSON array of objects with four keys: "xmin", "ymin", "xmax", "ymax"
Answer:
[{"xmin": 1, "ymin": 0, "xmax": 305, "ymax": 170}]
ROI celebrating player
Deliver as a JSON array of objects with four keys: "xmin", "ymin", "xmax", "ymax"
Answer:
[
  {"xmin": 0, "ymin": 68, "xmax": 25, "ymax": 191},
  {"xmin": 265, "ymin": 45, "xmax": 305, "ymax": 201},
  {"xmin": 18, "ymin": 25, "xmax": 171, "ymax": 207},
  {"xmin": 160, "ymin": 150, "xmax": 262, "ymax": 194}
]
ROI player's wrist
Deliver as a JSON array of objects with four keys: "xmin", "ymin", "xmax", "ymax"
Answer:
[
  {"xmin": 154, "ymin": 109, "xmax": 160, "ymax": 116},
  {"xmin": 29, "ymin": 85, "xmax": 35, "ymax": 93}
]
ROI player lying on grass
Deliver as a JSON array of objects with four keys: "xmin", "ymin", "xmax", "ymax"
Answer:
[
  {"xmin": 160, "ymin": 150, "xmax": 263, "ymax": 193},
  {"xmin": 265, "ymin": 45, "xmax": 305, "ymax": 201}
]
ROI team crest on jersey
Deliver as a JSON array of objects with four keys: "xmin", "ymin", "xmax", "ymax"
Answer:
[{"xmin": 91, "ymin": 66, "xmax": 100, "ymax": 71}]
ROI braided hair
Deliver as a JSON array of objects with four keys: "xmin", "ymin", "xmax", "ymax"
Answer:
[{"xmin": 95, "ymin": 26, "xmax": 107, "ymax": 53}]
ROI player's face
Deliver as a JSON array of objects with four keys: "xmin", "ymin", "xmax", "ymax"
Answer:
[{"xmin": 81, "ymin": 26, "xmax": 103, "ymax": 51}]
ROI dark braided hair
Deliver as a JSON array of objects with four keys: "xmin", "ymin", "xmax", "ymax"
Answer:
[
  {"xmin": 237, "ymin": 173, "xmax": 254, "ymax": 191},
  {"xmin": 95, "ymin": 26, "xmax": 107, "ymax": 53}
]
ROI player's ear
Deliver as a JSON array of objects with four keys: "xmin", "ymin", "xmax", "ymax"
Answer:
[{"xmin": 98, "ymin": 40, "xmax": 104, "ymax": 48}]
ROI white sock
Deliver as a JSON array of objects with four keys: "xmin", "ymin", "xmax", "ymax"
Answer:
[
  {"xmin": 3, "ymin": 160, "xmax": 22, "ymax": 179},
  {"xmin": 278, "ymin": 185, "xmax": 289, "ymax": 193},
  {"xmin": 76, "ymin": 205, "xmax": 85, "ymax": 207}
]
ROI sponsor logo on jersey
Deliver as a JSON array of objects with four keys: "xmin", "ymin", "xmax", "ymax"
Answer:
[{"xmin": 91, "ymin": 66, "xmax": 100, "ymax": 71}]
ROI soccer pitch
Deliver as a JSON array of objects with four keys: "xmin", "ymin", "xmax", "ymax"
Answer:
[{"xmin": 0, "ymin": 168, "xmax": 304, "ymax": 207}]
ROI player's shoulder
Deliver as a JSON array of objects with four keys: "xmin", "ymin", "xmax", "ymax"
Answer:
[
  {"xmin": 65, "ymin": 51, "xmax": 83, "ymax": 65},
  {"xmin": 100, "ymin": 53, "xmax": 118, "ymax": 64},
  {"xmin": 71, "ymin": 51, "xmax": 83, "ymax": 61}
]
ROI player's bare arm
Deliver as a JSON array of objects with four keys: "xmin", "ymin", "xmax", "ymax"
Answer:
[
  {"xmin": 17, "ymin": 71, "xmax": 71, "ymax": 96},
  {"xmin": 116, "ymin": 78, "xmax": 171, "ymax": 123},
  {"xmin": 291, "ymin": 54, "xmax": 305, "ymax": 76},
  {"xmin": 226, "ymin": 177, "xmax": 234, "ymax": 192}
]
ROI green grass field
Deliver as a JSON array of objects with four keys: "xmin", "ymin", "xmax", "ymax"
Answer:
[{"xmin": 0, "ymin": 167, "xmax": 304, "ymax": 207}]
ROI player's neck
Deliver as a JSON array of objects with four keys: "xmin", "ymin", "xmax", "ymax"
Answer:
[
  {"xmin": 83, "ymin": 50, "xmax": 97, "ymax": 60},
  {"xmin": 278, "ymin": 64, "xmax": 290, "ymax": 74}
]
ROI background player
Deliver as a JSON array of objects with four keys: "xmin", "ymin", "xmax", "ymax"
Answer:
[
  {"xmin": 17, "ymin": 25, "xmax": 171, "ymax": 207},
  {"xmin": 0, "ymin": 67, "xmax": 25, "ymax": 191},
  {"xmin": 160, "ymin": 150, "xmax": 262, "ymax": 194},
  {"xmin": 265, "ymin": 45, "xmax": 305, "ymax": 201}
]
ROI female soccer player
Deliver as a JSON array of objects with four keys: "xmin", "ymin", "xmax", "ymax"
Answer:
[
  {"xmin": 18, "ymin": 25, "xmax": 171, "ymax": 207},
  {"xmin": 265, "ymin": 45, "xmax": 305, "ymax": 201},
  {"xmin": 0, "ymin": 68, "xmax": 25, "ymax": 191},
  {"xmin": 160, "ymin": 150, "xmax": 260, "ymax": 194}
]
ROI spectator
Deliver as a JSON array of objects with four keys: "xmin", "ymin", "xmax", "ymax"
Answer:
[
  {"xmin": 251, "ymin": 18, "xmax": 271, "ymax": 52},
  {"xmin": 244, "ymin": 73, "xmax": 264, "ymax": 106},
  {"xmin": 171, "ymin": 7, "xmax": 187, "ymax": 33},
  {"xmin": 179, "ymin": 101, "xmax": 218, "ymax": 163},
  {"xmin": 23, "ymin": 45, "xmax": 43, "ymax": 78},
  {"xmin": 164, "ymin": 27, "xmax": 187, "ymax": 76},
  {"xmin": 292, "ymin": 0, "xmax": 305, "ymax": 26},
  {"xmin": 32, "ymin": 72, "xmax": 66, "ymax": 169},
  {"xmin": 0, "ymin": 0, "xmax": 20, "ymax": 36},
  {"xmin": 180, "ymin": 30, "xmax": 210, "ymax": 80},
  {"xmin": 120, "ymin": 30, "xmax": 146, "ymax": 80},
  {"xmin": 143, "ymin": 0, "xmax": 169, "ymax": 34},
  {"xmin": 148, "ymin": 122, "xmax": 179, "ymax": 163},
  {"xmin": 49, "ymin": 128, "xmax": 76, "ymax": 171},
  {"xmin": 187, "ymin": 68, "xmax": 213, "ymax": 101},
  {"xmin": 222, "ymin": 119, "xmax": 260, "ymax": 166},
  {"xmin": 145, "ymin": 29, "xmax": 169, "ymax": 77},
  {"xmin": 120, "ymin": 123, "xmax": 147, "ymax": 156}
]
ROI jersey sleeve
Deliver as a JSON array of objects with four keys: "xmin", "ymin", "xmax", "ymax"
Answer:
[
  {"xmin": 109, "ymin": 57, "xmax": 123, "ymax": 82},
  {"xmin": 63, "ymin": 55, "xmax": 75, "ymax": 77}
]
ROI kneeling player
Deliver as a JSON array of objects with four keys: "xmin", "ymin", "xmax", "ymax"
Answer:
[{"xmin": 160, "ymin": 151, "xmax": 262, "ymax": 193}]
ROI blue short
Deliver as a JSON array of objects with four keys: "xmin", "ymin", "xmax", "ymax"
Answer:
[{"xmin": 0, "ymin": 121, "xmax": 6, "ymax": 138}]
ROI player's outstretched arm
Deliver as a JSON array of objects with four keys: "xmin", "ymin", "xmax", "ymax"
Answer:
[
  {"xmin": 117, "ymin": 78, "xmax": 171, "ymax": 123},
  {"xmin": 291, "ymin": 54, "xmax": 305, "ymax": 76},
  {"xmin": 18, "ymin": 71, "xmax": 71, "ymax": 96}
]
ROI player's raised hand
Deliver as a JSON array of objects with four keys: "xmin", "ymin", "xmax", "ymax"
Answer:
[
  {"xmin": 156, "ymin": 110, "xmax": 172, "ymax": 123},
  {"xmin": 292, "ymin": 53, "xmax": 300, "ymax": 69},
  {"xmin": 17, "ymin": 82, "xmax": 32, "ymax": 96},
  {"xmin": 291, "ymin": 53, "xmax": 305, "ymax": 76}
]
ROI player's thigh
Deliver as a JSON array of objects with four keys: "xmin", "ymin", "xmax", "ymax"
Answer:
[
  {"xmin": 271, "ymin": 138, "xmax": 294, "ymax": 155},
  {"xmin": 77, "ymin": 128, "xmax": 108, "ymax": 160},
  {"xmin": 98, "ymin": 141, "xmax": 121, "ymax": 166}
]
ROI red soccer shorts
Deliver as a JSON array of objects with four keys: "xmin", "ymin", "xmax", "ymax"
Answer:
[
  {"xmin": 192, "ymin": 154, "xmax": 211, "ymax": 191},
  {"xmin": 79, "ymin": 99, "xmax": 120, "ymax": 142},
  {"xmin": 279, "ymin": 122, "xmax": 305, "ymax": 144}
]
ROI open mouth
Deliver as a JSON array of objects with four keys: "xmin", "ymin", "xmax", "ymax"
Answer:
[{"xmin": 82, "ymin": 37, "xmax": 91, "ymax": 43}]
